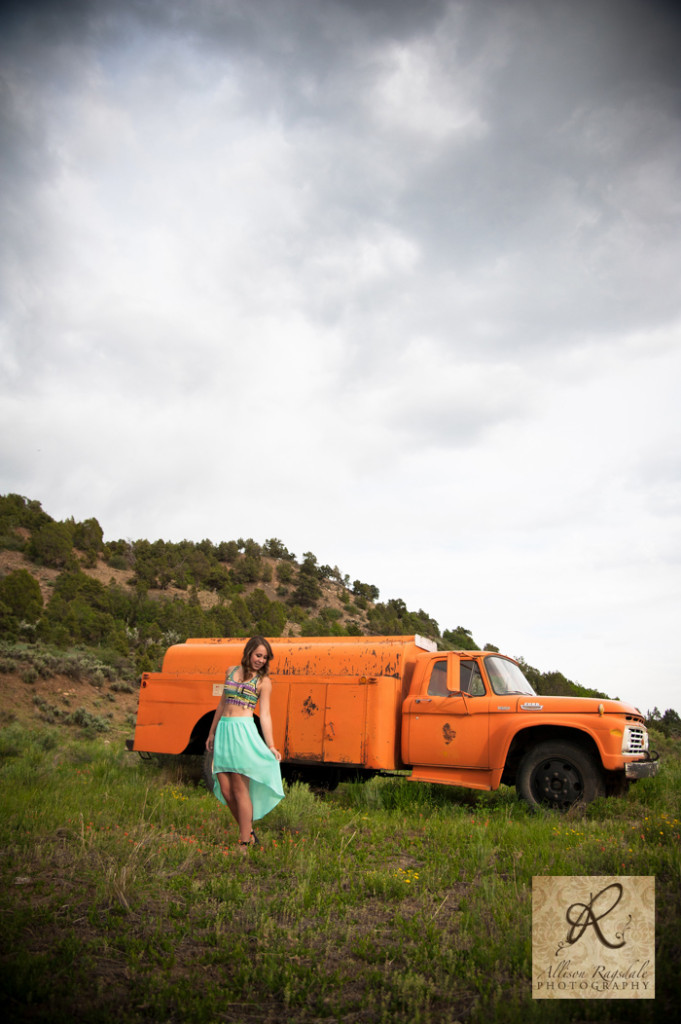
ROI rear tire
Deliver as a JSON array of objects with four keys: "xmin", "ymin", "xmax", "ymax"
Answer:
[
  {"xmin": 517, "ymin": 741, "xmax": 605, "ymax": 810},
  {"xmin": 202, "ymin": 747, "xmax": 214, "ymax": 792}
]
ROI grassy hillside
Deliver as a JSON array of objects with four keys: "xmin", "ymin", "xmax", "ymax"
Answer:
[{"xmin": 2, "ymin": 493, "xmax": 678, "ymax": 725}]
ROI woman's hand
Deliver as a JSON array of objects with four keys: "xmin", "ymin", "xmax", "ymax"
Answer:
[
  {"xmin": 206, "ymin": 734, "xmax": 215, "ymax": 752},
  {"xmin": 268, "ymin": 745, "xmax": 281, "ymax": 761}
]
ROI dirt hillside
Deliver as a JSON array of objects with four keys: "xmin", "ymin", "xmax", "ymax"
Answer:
[
  {"xmin": 0, "ymin": 668, "xmax": 139, "ymax": 741},
  {"xmin": 0, "ymin": 546, "xmax": 358, "ymax": 743}
]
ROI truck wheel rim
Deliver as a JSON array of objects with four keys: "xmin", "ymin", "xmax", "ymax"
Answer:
[{"xmin": 531, "ymin": 757, "xmax": 584, "ymax": 808}]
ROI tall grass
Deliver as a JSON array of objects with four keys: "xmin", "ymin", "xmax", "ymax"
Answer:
[{"xmin": 1, "ymin": 725, "xmax": 679, "ymax": 1023}]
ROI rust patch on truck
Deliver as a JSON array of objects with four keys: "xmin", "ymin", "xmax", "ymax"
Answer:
[
  {"xmin": 443, "ymin": 723, "xmax": 456, "ymax": 745},
  {"xmin": 302, "ymin": 696, "xmax": 318, "ymax": 716}
]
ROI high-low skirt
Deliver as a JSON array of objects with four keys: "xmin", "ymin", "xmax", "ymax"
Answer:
[{"xmin": 211, "ymin": 716, "xmax": 284, "ymax": 820}]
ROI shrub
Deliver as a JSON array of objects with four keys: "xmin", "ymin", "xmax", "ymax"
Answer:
[
  {"xmin": 276, "ymin": 562, "xmax": 294, "ymax": 585},
  {"xmin": 0, "ymin": 494, "xmax": 52, "ymax": 534},
  {"xmin": 0, "ymin": 570, "xmax": 43, "ymax": 623},
  {"xmin": 110, "ymin": 681, "xmax": 135, "ymax": 694},
  {"xmin": 63, "ymin": 707, "xmax": 110, "ymax": 732},
  {"xmin": 71, "ymin": 516, "xmax": 104, "ymax": 555},
  {"xmin": 89, "ymin": 669, "xmax": 105, "ymax": 689},
  {"xmin": 0, "ymin": 532, "xmax": 25, "ymax": 552},
  {"xmin": 27, "ymin": 521, "xmax": 74, "ymax": 568}
]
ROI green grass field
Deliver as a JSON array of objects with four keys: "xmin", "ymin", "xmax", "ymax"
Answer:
[{"xmin": 1, "ymin": 725, "xmax": 679, "ymax": 1023}]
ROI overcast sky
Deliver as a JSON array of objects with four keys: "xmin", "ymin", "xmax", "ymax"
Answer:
[{"xmin": 1, "ymin": 0, "xmax": 680, "ymax": 715}]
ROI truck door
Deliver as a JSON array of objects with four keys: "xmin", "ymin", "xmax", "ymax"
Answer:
[{"xmin": 402, "ymin": 655, "xmax": 489, "ymax": 769}]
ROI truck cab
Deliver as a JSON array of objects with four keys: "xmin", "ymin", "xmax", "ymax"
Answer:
[{"xmin": 402, "ymin": 650, "xmax": 656, "ymax": 808}]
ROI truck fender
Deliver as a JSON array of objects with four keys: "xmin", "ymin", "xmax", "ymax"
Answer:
[{"xmin": 501, "ymin": 723, "xmax": 603, "ymax": 781}]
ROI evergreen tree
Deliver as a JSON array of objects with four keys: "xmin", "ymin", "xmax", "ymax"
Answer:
[{"xmin": 292, "ymin": 553, "xmax": 322, "ymax": 607}]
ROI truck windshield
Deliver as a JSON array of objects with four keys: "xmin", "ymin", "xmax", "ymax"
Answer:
[{"xmin": 484, "ymin": 657, "xmax": 536, "ymax": 697}]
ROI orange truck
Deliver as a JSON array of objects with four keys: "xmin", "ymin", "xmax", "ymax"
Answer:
[{"xmin": 127, "ymin": 634, "xmax": 658, "ymax": 809}]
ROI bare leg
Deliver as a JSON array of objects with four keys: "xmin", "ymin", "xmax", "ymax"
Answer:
[
  {"xmin": 217, "ymin": 771, "xmax": 253, "ymax": 843},
  {"xmin": 216, "ymin": 772, "xmax": 239, "ymax": 823},
  {"xmin": 230, "ymin": 773, "xmax": 254, "ymax": 843}
]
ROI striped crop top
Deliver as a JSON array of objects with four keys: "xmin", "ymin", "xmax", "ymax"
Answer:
[{"xmin": 223, "ymin": 666, "xmax": 260, "ymax": 711}]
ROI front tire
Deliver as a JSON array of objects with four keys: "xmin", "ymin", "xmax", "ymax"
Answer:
[{"xmin": 517, "ymin": 741, "xmax": 605, "ymax": 810}]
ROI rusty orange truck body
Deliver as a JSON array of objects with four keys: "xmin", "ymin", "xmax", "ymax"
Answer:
[{"xmin": 128, "ymin": 634, "xmax": 658, "ymax": 809}]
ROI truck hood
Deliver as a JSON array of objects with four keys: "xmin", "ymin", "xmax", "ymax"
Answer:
[{"xmin": 509, "ymin": 694, "xmax": 644, "ymax": 718}]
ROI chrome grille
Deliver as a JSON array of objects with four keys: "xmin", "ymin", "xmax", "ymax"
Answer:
[{"xmin": 624, "ymin": 727, "xmax": 646, "ymax": 754}]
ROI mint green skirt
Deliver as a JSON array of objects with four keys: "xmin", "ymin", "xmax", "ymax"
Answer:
[{"xmin": 211, "ymin": 716, "xmax": 284, "ymax": 820}]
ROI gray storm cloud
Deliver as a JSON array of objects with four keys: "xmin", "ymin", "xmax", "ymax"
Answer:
[{"xmin": 1, "ymin": 0, "xmax": 680, "ymax": 711}]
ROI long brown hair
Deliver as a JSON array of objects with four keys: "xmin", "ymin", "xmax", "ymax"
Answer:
[{"xmin": 241, "ymin": 635, "xmax": 273, "ymax": 680}]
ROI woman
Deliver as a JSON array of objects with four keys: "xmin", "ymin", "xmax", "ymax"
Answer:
[{"xmin": 206, "ymin": 636, "xmax": 284, "ymax": 850}]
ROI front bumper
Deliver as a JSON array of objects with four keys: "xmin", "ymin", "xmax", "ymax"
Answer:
[{"xmin": 625, "ymin": 758, "xmax": 659, "ymax": 780}]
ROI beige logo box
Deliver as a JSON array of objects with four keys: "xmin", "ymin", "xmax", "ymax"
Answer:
[{"xmin": 532, "ymin": 876, "xmax": 655, "ymax": 1000}]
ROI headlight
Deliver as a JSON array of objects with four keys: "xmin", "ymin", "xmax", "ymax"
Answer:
[{"xmin": 622, "ymin": 725, "xmax": 649, "ymax": 755}]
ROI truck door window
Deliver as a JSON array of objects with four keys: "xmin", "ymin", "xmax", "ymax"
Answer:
[
  {"xmin": 460, "ymin": 660, "xmax": 485, "ymax": 697},
  {"xmin": 427, "ymin": 660, "xmax": 449, "ymax": 696}
]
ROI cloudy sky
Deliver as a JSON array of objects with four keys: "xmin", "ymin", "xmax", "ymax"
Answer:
[{"xmin": 2, "ymin": 0, "xmax": 680, "ymax": 714}]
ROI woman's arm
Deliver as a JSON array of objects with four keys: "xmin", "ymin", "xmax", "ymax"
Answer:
[
  {"xmin": 206, "ymin": 672, "xmax": 231, "ymax": 752},
  {"xmin": 257, "ymin": 677, "xmax": 281, "ymax": 760}
]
